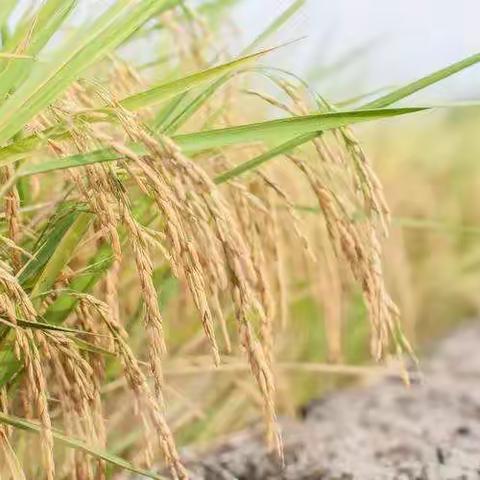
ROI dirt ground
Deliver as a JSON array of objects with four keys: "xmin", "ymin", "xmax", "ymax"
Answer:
[{"xmin": 132, "ymin": 322, "xmax": 480, "ymax": 480}]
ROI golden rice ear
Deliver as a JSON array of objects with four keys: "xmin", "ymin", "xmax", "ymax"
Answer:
[
  {"xmin": 287, "ymin": 152, "xmax": 403, "ymax": 362},
  {"xmin": 77, "ymin": 295, "xmax": 188, "ymax": 480},
  {"xmin": 0, "ymin": 166, "xmax": 21, "ymax": 272},
  {"xmin": 88, "ymin": 86, "xmax": 284, "ymax": 454},
  {"xmin": 261, "ymin": 79, "xmax": 406, "ymax": 363},
  {"xmin": 41, "ymin": 330, "xmax": 101, "ymax": 478},
  {"xmin": 0, "ymin": 429, "xmax": 26, "ymax": 480},
  {"xmin": 0, "ymin": 267, "xmax": 55, "ymax": 479}
]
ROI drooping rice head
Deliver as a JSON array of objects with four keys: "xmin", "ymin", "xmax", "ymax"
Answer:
[{"xmin": 0, "ymin": 1, "xmax": 478, "ymax": 478}]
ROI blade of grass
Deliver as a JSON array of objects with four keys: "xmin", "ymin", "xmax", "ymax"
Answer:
[
  {"xmin": 17, "ymin": 208, "xmax": 80, "ymax": 288},
  {"xmin": 152, "ymin": 92, "xmax": 192, "ymax": 131},
  {"xmin": 172, "ymin": 106, "xmax": 424, "ymax": 152},
  {"xmin": 0, "ymin": 53, "xmax": 33, "ymax": 59},
  {"xmin": 159, "ymin": 76, "xmax": 229, "ymax": 133},
  {"xmin": 0, "ymin": 211, "xmax": 93, "ymax": 387},
  {"xmin": 213, "ymin": 48, "xmax": 480, "ymax": 191},
  {"xmin": 16, "ymin": 107, "xmax": 424, "ymax": 176},
  {"xmin": 18, "ymin": 147, "xmax": 135, "ymax": 176},
  {"xmin": 11, "ymin": 318, "xmax": 108, "ymax": 337},
  {"xmin": 30, "ymin": 212, "xmax": 93, "ymax": 310},
  {"xmin": 72, "ymin": 337, "xmax": 116, "ymax": 357},
  {"xmin": 364, "ymin": 52, "xmax": 480, "ymax": 108},
  {"xmin": 0, "ymin": 412, "xmax": 167, "ymax": 480},
  {"xmin": 119, "ymin": 45, "xmax": 278, "ymax": 111},
  {"xmin": 0, "ymin": 300, "xmax": 115, "ymax": 390},
  {"xmin": 0, "ymin": 125, "xmax": 71, "ymax": 166},
  {"xmin": 2, "ymin": 318, "xmax": 115, "ymax": 355},
  {"xmin": 214, "ymin": 132, "xmax": 317, "ymax": 183},
  {"xmin": 44, "ymin": 198, "xmax": 156, "ymax": 328},
  {"xmin": 44, "ymin": 242, "xmax": 114, "ymax": 325}
]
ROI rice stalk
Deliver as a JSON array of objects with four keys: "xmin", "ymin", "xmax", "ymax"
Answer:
[{"xmin": 0, "ymin": 2, "xmax": 477, "ymax": 478}]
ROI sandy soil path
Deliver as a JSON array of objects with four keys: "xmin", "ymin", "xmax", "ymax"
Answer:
[{"xmin": 131, "ymin": 322, "xmax": 480, "ymax": 479}]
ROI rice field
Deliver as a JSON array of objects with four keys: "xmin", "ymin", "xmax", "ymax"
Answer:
[{"xmin": 0, "ymin": 1, "xmax": 479, "ymax": 479}]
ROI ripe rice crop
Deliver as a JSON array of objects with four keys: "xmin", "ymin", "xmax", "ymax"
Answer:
[{"xmin": 0, "ymin": 1, "xmax": 479, "ymax": 478}]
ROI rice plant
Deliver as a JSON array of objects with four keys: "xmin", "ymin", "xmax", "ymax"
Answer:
[{"xmin": 0, "ymin": 1, "xmax": 479, "ymax": 478}]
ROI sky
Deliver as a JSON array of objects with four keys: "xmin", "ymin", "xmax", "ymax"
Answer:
[
  {"xmin": 233, "ymin": 0, "xmax": 480, "ymax": 104},
  {"xmin": 11, "ymin": 0, "xmax": 480, "ymax": 104}
]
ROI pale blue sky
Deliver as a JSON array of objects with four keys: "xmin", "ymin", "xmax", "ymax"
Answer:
[{"xmin": 234, "ymin": 0, "xmax": 480, "ymax": 103}]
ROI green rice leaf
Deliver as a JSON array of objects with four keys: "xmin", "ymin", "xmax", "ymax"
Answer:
[
  {"xmin": 0, "ymin": 412, "xmax": 167, "ymax": 480},
  {"xmin": 19, "ymin": 148, "xmax": 133, "ymax": 176},
  {"xmin": 30, "ymin": 212, "xmax": 93, "ymax": 310},
  {"xmin": 152, "ymin": 92, "xmax": 191, "ymax": 131},
  {"xmin": 119, "ymin": 46, "xmax": 276, "ymax": 111},
  {"xmin": 44, "ymin": 243, "xmax": 114, "ymax": 326},
  {"xmin": 159, "ymin": 75, "xmax": 230, "ymax": 133},
  {"xmin": 44, "ymin": 199, "xmax": 154, "ymax": 326},
  {"xmin": 14, "ymin": 319, "xmax": 92, "ymax": 335},
  {"xmin": 365, "ymin": 51, "xmax": 480, "ymax": 108},
  {"xmin": 18, "ymin": 208, "xmax": 79, "ymax": 288},
  {"xmin": 17, "ymin": 107, "xmax": 424, "ymax": 176},
  {"xmin": 172, "ymin": 106, "xmax": 424, "ymax": 152},
  {"xmin": 214, "ymin": 132, "xmax": 318, "ymax": 184},
  {"xmin": 0, "ymin": 125, "xmax": 71, "ymax": 166},
  {"xmin": 0, "ymin": 47, "xmax": 279, "ymax": 163},
  {"xmin": 72, "ymin": 337, "xmax": 116, "ymax": 357}
]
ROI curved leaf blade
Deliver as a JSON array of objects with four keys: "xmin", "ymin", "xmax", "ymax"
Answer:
[
  {"xmin": 214, "ymin": 132, "xmax": 317, "ymax": 184},
  {"xmin": 30, "ymin": 212, "xmax": 92, "ymax": 310},
  {"xmin": 17, "ymin": 107, "xmax": 424, "ymax": 177},
  {"xmin": 119, "ymin": 46, "xmax": 276, "ymax": 111},
  {"xmin": 173, "ymin": 106, "xmax": 424, "ymax": 152},
  {"xmin": 365, "ymin": 52, "xmax": 480, "ymax": 108},
  {"xmin": 0, "ymin": 412, "xmax": 167, "ymax": 480}
]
